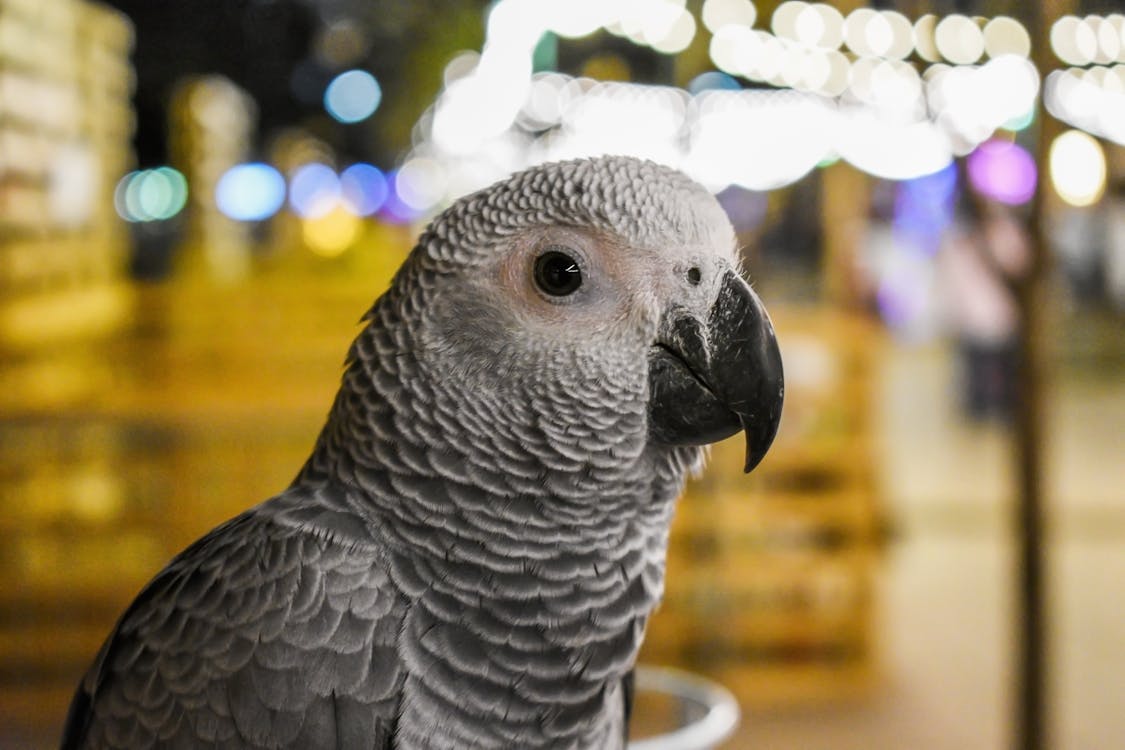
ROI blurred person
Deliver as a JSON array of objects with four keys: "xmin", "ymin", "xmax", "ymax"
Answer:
[
  {"xmin": 1052, "ymin": 204, "xmax": 1105, "ymax": 303},
  {"xmin": 938, "ymin": 186, "xmax": 1030, "ymax": 422}
]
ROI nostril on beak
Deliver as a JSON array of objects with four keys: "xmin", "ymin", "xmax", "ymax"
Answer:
[{"xmin": 686, "ymin": 267, "xmax": 702, "ymax": 286}]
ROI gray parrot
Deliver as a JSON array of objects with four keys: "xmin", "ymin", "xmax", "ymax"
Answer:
[{"xmin": 61, "ymin": 155, "xmax": 784, "ymax": 749}]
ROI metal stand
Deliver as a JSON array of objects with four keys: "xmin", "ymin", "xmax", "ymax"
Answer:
[{"xmin": 628, "ymin": 666, "xmax": 740, "ymax": 750}]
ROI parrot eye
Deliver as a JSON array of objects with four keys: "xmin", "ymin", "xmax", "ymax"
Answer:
[{"xmin": 533, "ymin": 249, "xmax": 583, "ymax": 296}]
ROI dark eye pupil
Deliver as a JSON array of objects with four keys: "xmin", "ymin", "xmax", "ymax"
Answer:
[{"xmin": 534, "ymin": 250, "xmax": 582, "ymax": 296}]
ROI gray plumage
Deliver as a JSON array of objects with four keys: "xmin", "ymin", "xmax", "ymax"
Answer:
[{"xmin": 62, "ymin": 156, "xmax": 783, "ymax": 749}]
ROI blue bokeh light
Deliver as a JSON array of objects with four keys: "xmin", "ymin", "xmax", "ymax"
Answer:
[
  {"xmin": 324, "ymin": 70, "xmax": 382, "ymax": 124},
  {"xmin": 289, "ymin": 163, "xmax": 341, "ymax": 218},
  {"xmin": 688, "ymin": 71, "xmax": 741, "ymax": 95},
  {"xmin": 893, "ymin": 161, "xmax": 959, "ymax": 256},
  {"xmin": 215, "ymin": 163, "xmax": 286, "ymax": 222},
  {"xmin": 340, "ymin": 163, "xmax": 389, "ymax": 216}
]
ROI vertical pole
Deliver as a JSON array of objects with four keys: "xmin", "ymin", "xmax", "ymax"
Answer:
[{"xmin": 1015, "ymin": 2, "xmax": 1067, "ymax": 749}]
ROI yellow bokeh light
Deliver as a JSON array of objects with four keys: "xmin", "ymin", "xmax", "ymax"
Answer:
[
  {"xmin": 1049, "ymin": 129, "xmax": 1107, "ymax": 207},
  {"xmin": 302, "ymin": 204, "xmax": 362, "ymax": 257}
]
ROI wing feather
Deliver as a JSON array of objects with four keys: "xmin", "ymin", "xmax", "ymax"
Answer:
[{"xmin": 61, "ymin": 500, "xmax": 406, "ymax": 749}]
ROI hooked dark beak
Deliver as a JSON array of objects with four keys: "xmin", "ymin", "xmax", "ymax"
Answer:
[{"xmin": 648, "ymin": 270, "xmax": 784, "ymax": 472}]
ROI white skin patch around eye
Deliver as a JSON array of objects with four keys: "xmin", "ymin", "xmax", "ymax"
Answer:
[
  {"xmin": 495, "ymin": 228, "xmax": 634, "ymax": 330},
  {"xmin": 488, "ymin": 224, "xmax": 739, "ymax": 352}
]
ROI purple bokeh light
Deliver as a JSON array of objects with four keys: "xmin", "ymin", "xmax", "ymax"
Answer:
[
  {"xmin": 894, "ymin": 161, "xmax": 958, "ymax": 257},
  {"xmin": 966, "ymin": 139, "xmax": 1037, "ymax": 206},
  {"xmin": 377, "ymin": 170, "xmax": 424, "ymax": 225}
]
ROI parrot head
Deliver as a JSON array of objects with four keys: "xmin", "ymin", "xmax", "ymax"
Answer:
[{"xmin": 393, "ymin": 155, "xmax": 783, "ymax": 476}]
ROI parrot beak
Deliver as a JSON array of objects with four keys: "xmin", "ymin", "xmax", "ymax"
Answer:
[{"xmin": 648, "ymin": 269, "xmax": 784, "ymax": 473}]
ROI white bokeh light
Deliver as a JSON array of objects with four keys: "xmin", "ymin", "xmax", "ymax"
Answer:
[
  {"xmin": 936, "ymin": 14, "xmax": 985, "ymax": 65},
  {"xmin": 984, "ymin": 16, "xmax": 1031, "ymax": 59},
  {"xmin": 836, "ymin": 111, "xmax": 953, "ymax": 180},
  {"xmin": 1049, "ymin": 129, "xmax": 1107, "ymax": 207},
  {"xmin": 403, "ymin": 0, "xmax": 1110, "ymax": 216},
  {"xmin": 701, "ymin": 0, "xmax": 756, "ymax": 33}
]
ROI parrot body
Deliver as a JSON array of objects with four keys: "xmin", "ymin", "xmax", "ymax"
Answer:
[{"xmin": 62, "ymin": 156, "xmax": 783, "ymax": 749}]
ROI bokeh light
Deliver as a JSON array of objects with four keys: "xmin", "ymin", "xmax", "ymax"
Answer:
[
  {"xmin": 836, "ymin": 113, "xmax": 952, "ymax": 180},
  {"xmin": 983, "ymin": 16, "xmax": 1031, "ymax": 59},
  {"xmin": 771, "ymin": 2, "xmax": 806, "ymax": 43},
  {"xmin": 686, "ymin": 91, "xmax": 833, "ymax": 191},
  {"xmin": 215, "ymin": 163, "xmax": 286, "ymax": 222},
  {"xmin": 880, "ymin": 11, "xmax": 915, "ymax": 60},
  {"xmin": 324, "ymin": 69, "xmax": 382, "ymax": 124},
  {"xmin": 1045, "ymin": 66, "xmax": 1125, "ymax": 146},
  {"xmin": 443, "ymin": 51, "xmax": 480, "ymax": 87},
  {"xmin": 1094, "ymin": 16, "xmax": 1122, "ymax": 62},
  {"xmin": 843, "ymin": 8, "xmax": 877, "ymax": 57},
  {"xmin": 117, "ymin": 171, "xmax": 144, "ymax": 222},
  {"xmin": 114, "ymin": 167, "xmax": 188, "ymax": 222},
  {"xmin": 701, "ymin": 0, "xmax": 756, "ymax": 34},
  {"xmin": 913, "ymin": 14, "xmax": 941, "ymax": 63},
  {"xmin": 649, "ymin": 7, "xmax": 696, "ymax": 55},
  {"xmin": 289, "ymin": 163, "xmax": 341, "ymax": 219},
  {"xmin": 894, "ymin": 160, "xmax": 958, "ymax": 256},
  {"xmin": 864, "ymin": 12, "xmax": 895, "ymax": 58},
  {"xmin": 794, "ymin": 5, "xmax": 821, "ymax": 48},
  {"xmin": 379, "ymin": 170, "xmax": 426, "ymax": 224},
  {"xmin": 395, "ymin": 158, "xmax": 447, "ymax": 212},
  {"xmin": 935, "ymin": 14, "xmax": 984, "ymax": 65},
  {"xmin": 927, "ymin": 55, "xmax": 1040, "ymax": 149},
  {"xmin": 518, "ymin": 72, "xmax": 571, "ymax": 130},
  {"xmin": 1051, "ymin": 16, "xmax": 1097, "ymax": 66},
  {"xmin": 314, "ymin": 19, "xmax": 370, "ymax": 68},
  {"xmin": 793, "ymin": 4, "xmax": 841, "ymax": 50},
  {"xmin": 340, "ymin": 163, "xmax": 389, "ymax": 216},
  {"xmin": 1049, "ymin": 129, "xmax": 1107, "ymax": 207},
  {"xmin": 966, "ymin": 139, "xmax": 1037, "ymax": 205},
  {"xmin": 400, "ymin": 2, "xmax": 1086, "ymax": 211},
  {"xmin": 302, "ymin": 205, "xmax": 361, "ymax": 257},
  {"xmin": 688, "ymin": 71, "xmax": 741, "ymax": 94}
]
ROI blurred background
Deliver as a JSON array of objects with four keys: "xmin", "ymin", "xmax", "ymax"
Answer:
[{"xmin": 1, "ymin": 0, "xmax": 1123, "ymax": 747}]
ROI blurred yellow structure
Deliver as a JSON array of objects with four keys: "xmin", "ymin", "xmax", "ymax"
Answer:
[
  {"xmin": 0, "ymin": 0, "xmax": 135, "ymax": 739},
  {"xmin": 169, "ymin": 75, "xmax": 256, "ymax": 281},
  {"xmin": 0, "ymin": 0, "xmax": 134, "ymax": 409}
]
